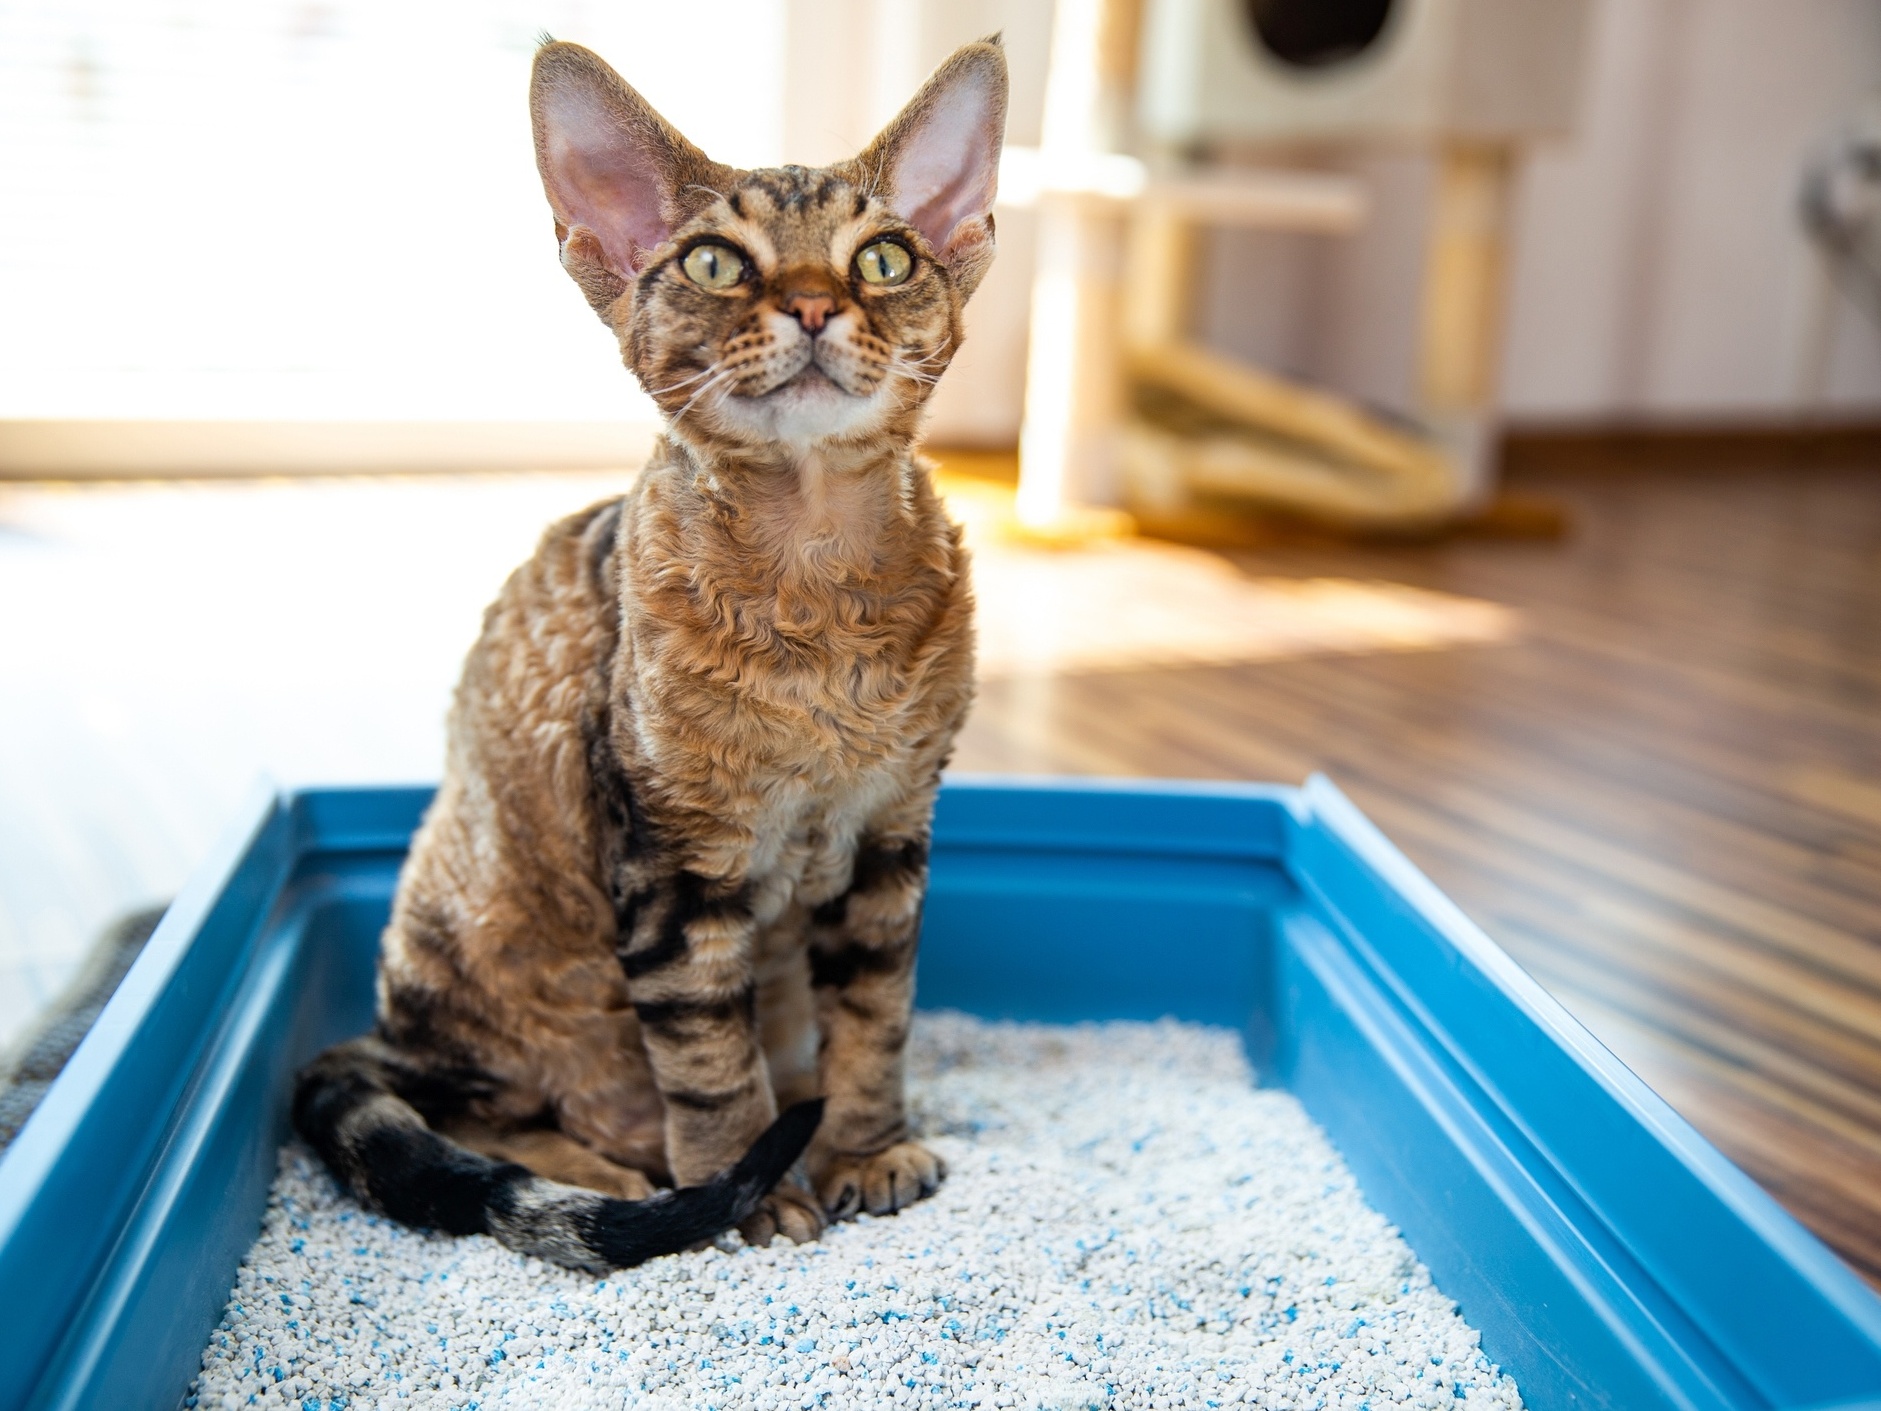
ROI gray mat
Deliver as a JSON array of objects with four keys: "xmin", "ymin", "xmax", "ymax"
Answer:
[{"xmin": 0, "ymin": 904, "xmax": 167, "ymax": 1153}]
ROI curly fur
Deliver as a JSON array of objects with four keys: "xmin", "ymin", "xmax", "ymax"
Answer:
[{"xmin": 293, "ymin": 37, "xmax": 1006, "ymax": 1265}]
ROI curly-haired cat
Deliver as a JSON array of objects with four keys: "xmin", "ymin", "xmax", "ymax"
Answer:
[{"xmin": 293, "ymin": 38, "xmax": 1004, "ymax": 1270}]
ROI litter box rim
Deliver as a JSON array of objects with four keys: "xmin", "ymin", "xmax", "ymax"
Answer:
[{"xmin": 0, "ymin": 775, "xmax": 1875, "ymax": 1411}]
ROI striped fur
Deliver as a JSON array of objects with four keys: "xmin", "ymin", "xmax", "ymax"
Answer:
[
  {"xmin": 291, "ymin": 39, "xmax": 1003, "ymax": 1265},
  {"xmin": 294, "ymin": 1039, "xmax": 823, "ymax": 1272}
]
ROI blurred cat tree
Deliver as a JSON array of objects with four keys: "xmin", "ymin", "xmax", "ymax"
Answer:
[{"xmin": 1007, "ymin": 0, "xmax": 1592, "ymax": 534}]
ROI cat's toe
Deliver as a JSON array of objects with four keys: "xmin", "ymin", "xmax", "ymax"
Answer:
[
  {"xmin": 818, "ymin": 1141, "xmax": 946, "ymax": 1220},
  {"xmin": 738, "ymin": 1182, "xmax": 827, "ymax": 1247}
]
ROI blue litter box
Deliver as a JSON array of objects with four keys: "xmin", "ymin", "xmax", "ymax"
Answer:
[{"xmin": 2, "ymin": 776, "xmax": 1878, "ymax": 1411}]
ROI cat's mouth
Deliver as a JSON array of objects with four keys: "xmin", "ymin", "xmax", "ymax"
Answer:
[
  {"xmin": 712, "ymin": 341, "xmax": 882, "ymax": 444},
  {"xmin": 783, "ymin": 365, "xmax": 843, "ymax": 392},
  {"xmin": 741, "ymin": 362, "xmax": 854, "ymax": 401}
]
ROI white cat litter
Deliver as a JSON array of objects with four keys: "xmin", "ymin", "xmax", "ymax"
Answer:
[{"xmin": 189, "ymin": 1014, "xmax": 1523, "ymax": 1411}]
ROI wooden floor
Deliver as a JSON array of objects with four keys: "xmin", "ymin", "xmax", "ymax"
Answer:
[
  {"xmin": 951, "ymin": 460, "xmax": 1881, "ymax": 1287},
  {"xmin": 4, "ymin": 454, "xmax": 1877, "ymax": 1289}
]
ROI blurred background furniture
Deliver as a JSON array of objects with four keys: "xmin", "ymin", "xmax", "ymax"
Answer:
[
  {"xmin": 6, "ymin": 0, "xmax": 1879, "ymax": 485},
  {"xmin": 1011, "ymin": 0, "xmax": 1594, "ymax": 533}
]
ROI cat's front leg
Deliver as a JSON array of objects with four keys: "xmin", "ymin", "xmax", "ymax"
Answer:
[
  {"xmin": 620, "ymin": 865, "xmax": 826, "ymax": 1244},
  {"xmin": 807, "ymin": 835, "xmax": 946, "ymax": 1220}
]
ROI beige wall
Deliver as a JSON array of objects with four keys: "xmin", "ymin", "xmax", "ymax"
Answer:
[
  {"xmin": 1200, "ymin": 0, "xmax": 1881, "ymax": 427},
  {"xmin": 1501, "ymin": 0, "xmax": 1881, "ymax": 419},
  {"xmin": 8, "ymin": 1, "xmax": 1868, "ymax": 463}
]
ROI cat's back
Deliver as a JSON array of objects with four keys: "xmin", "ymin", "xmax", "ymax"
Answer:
[
  {"xmin": 408, "ymin": 493, "xmax": 628, "ymax": 926},
  {"xmin": 453, "ymin": 492, "xmax": 626, "ymax": 748},
  {"xmin": 379, "ymin": 492, "xmax": 633, "ymax": 1046}
]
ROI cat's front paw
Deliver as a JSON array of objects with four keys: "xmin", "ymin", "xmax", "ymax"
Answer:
[
  {"xmin": 818, "ymin": 1142, "xmax": 947, "ymax": 1220},
  {"xmin": 738, "ymin": 1180, "xmax": 827, "ymax": 1247}
]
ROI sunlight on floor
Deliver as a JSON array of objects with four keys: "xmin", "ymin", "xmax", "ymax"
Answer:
[
  {"xmin": 936, "ymin": 470, "xmax": 1518, "ymax": 678},
  {"xmin": 0, "ymin": 467, "xmax": 1518, "ymax": 1052}
]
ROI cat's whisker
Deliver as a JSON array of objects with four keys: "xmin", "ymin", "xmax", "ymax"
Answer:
[
  {"xmin": 887, "ymin": 359, "xmax": 941, "ymax": 388},
  {"xmin": 647, "ymin": 362, "xmax": 723, "ymax": 398},
  {"xmin": 671, "ymin": 379, "xmax": 732, "ymax": 427},
  {"xmin": 671, "ymin": 366, "xmax": 742, "ymax": 425},
  {"xmin": 652, "ymin": 348, "xmax": 779, "ymax": 419},
  {"xmin": 887, "ymin": 356, "xmax": 949, "ymax": 386}
]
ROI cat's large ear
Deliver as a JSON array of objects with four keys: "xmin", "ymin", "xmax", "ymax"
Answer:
[
  {"xmin": 858, "ymin": 38, "xmax": 1008, "ymax": 301},
  {"xmin": 530, "ymin": 42, "xmax": 731, "ymax": 314}
]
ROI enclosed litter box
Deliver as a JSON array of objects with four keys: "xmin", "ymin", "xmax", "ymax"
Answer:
[{"xmin": 2, "ymin": 776, "xmax": 1879, "ymax": 1411}]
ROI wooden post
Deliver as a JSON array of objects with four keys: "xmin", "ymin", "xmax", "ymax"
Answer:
[
  {"xmin": 1016, "ymin": 202, "xmax": 1130, "ymax": 527},
  {"xmin": 1417, "ymin": 141, "xmax": 1515, "ymax": 499},
  {"xmin": 1013, "ymin": 0, "xmax": 1139, "ymax": 530},
  {"xmin": 1122, "ymin": 202, "xmax": 1194, "ymax": 351}
]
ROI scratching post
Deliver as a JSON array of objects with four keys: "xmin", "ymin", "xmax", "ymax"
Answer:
[
  {"xmin": 1417, "ymin": 141, "xmax": 1517, "ymax": 504},
  {"xmin": 1014, "ymin": 0, "xmax": 1137, "ymax": 532}
]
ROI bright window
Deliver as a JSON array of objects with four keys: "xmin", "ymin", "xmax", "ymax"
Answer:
[{"xmin": 0, "ymin": 0, "xmax": 786, "ymax": 421}]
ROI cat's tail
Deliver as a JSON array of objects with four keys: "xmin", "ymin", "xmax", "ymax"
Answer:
[{"xmin": 291, "ymin": 1038, "xmax": 822, "ymax": 1272}]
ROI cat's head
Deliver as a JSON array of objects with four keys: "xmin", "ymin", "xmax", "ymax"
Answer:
[{"xmin": 531, "ymin": 39, "xmax": 1007, "ymax": 457}]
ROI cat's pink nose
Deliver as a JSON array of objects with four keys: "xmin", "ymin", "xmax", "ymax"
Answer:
[{"xmin": 785, "ymin": 292, "xmax": 836, "ymax": 333}]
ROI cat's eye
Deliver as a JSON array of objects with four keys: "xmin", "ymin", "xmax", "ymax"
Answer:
[
  {"xmin": 856, "ymin": 240, "xmax": 913, "ymax": 287},
  {"xmin": 682, "ymin": 244, "xmax": 746, "ymax": 289}
]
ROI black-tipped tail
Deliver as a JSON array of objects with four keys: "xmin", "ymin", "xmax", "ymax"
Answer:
[
  {"xmin": 575, "ymin": 1098, "xmax": 825, "ymax": 1266},
  {"xmin": 292, "ymin": 1037, "xmax": 823, "ymax": 1271}
]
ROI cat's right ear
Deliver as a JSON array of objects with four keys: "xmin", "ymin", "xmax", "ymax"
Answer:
[{"xmin": 530, "ymin": 43, "xmax": 725, "ymax": 312}]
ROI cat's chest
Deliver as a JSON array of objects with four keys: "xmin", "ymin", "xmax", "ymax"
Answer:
[
  {"xmin": 633, "ymin": 576, "xmax": 945, "ymax": 763},
  {"xmin": 741, "ymin": 768, "xmax": 902, "ymax": 921}
]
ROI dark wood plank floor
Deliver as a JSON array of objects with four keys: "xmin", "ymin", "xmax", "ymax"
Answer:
[{"xmin": 949, "ymin": 460, "xmax": 1881, "ymax": 1287}]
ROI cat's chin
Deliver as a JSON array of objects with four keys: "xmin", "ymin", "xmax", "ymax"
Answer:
[{"xmin": 716, "ymin": 366, "xmax": 882, "ymax": 447}]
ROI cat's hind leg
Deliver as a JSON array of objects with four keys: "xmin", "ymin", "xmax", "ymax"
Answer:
[
  {"xmin": 292, "ymin": 1035, "xmax": 824, "ymax": 1270},
  {"xmin": 755, "ymin": 914, "xmax": 822, "ymax": 1110},
  {"xmin": 438, "ymin": 1120, "xmax": 657, "ymax": 1201}
]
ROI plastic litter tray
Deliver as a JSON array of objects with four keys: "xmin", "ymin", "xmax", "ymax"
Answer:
[{"xmin": 2, "ymin": 776, "xmax": 1879, "ymax": 1411}]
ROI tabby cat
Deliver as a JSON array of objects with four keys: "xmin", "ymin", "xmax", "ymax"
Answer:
[{"xmin": 292, "ymin": 37, "xmax": 1005, "ymax": 1270}]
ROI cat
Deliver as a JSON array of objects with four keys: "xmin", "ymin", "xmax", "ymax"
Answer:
[{"xmin": 292, "ymin": 36, "xmax": 1006, "ymax": 1272}]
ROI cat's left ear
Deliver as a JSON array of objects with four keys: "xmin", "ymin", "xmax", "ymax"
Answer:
[{"xmin": 860, "ymin": 37, "xmax": 1008, "ymax": 300}]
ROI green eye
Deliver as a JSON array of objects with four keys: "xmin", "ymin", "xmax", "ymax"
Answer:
[
  {"xmin": 856, "ymin": 240, "xmax": 912, "ymax": 287},
  {"xmin": 682, "ymin": 244, "xmax": 745, "ymax": 289}
]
